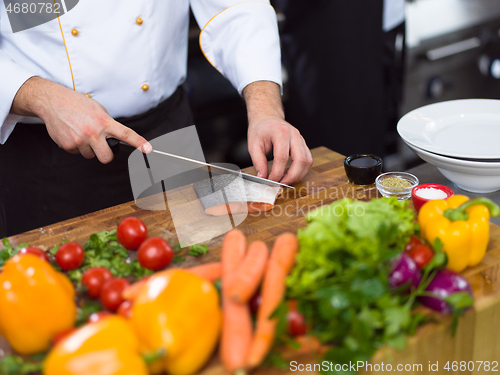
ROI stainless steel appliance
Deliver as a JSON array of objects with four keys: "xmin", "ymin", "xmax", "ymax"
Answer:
[{"xmin": 386, "ymin": 0, "xmax": 500, "ymax": 170}]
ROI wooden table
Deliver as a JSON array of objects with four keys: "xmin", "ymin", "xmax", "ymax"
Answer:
[{"xmin": 2, "ymin": 147, "xmax": 500, "ymax": 374}]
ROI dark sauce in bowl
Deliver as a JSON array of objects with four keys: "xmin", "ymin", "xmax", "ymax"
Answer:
[{"xmin": 344, "ymin": 154, "xmax": 383, "ymax": 185}]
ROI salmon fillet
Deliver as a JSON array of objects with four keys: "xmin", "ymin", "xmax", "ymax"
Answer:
[{"xmin": 193, "ymin": 174, "xmax": 283, "ymax": 216}]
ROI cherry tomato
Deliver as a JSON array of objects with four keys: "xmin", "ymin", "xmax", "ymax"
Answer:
[
  {"xmin": 287, "ymin": 300, "xmax": 307, "ymax": 336},
  {"xmin": 18, "ymin": 246, "xmax": 49, "ymax": 262},
  {"xmin": 406, "ymin": 244, "xmax": 434, "ymax": 269},
  {"xmin": 117, "ymin": 216, "xmax": 148, "ymax": 250},
  {"xmin": 137, "ymin": 237, "xmax": 173, "ymax": 271},
  {"xmin": 88, "ymin": 311, "xmax": 112, "ymax": 323},
  {"xmin": 56, "ymin": 242, "xmax": 85, "ymax": 271},
  {"xmin": 117, "ymin": 300, "xmax": 133, "ymax": 319},
  {"xmin": 100, "ymin": 278, "xmax": 130, "ymax": 312},
  {"xmin": 82, "ymin": 267, "xmax": 114, "ymax": 298},
  {"xmin": 249, "ymin": 291, "xmax": 262, "ymax": 315},
  {"xmin": 404, "ymin": 235, "xmax": 423, "ymax": 253}
]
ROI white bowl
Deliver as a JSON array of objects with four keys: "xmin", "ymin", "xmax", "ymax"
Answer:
[
  {"xmin": 398, "ymin": 99, "xmax": 500, "ymax": 160},
  {"xmin": 403, "ymin": 140, "xmax": 500, "ymax": 193}
]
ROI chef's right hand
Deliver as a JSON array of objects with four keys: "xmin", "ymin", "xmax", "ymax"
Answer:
[{"xmin": 11, "ymin": 76, "xmax": 152, "ymax": 164}]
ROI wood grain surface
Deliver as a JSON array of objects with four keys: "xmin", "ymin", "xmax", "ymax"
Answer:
[{"xmin": 2, "ymin": 147, "xmax": 500, "ymax": 375}]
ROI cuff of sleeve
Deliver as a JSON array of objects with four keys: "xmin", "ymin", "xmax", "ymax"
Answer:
[
  {"xmin": 199, "ymin": 1, "xmax": 282, "ymax": 95},
  {"xmin": 0, "ymin": 61, "xmax": 37, "ymax": 144}
]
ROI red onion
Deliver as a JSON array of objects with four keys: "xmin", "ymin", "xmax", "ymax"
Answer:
[
  {"xmin": 389, "ymin": 254, "xmax": 422, "ymax": 291},
  {"xmin": 419, "ymin": 269, "xmax": 473, "ymax": 314}
]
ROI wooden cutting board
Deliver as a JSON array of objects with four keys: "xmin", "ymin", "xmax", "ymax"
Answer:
[{"xmin": 2, "ymin": 147, "xmax": 500, "ymax": 375}]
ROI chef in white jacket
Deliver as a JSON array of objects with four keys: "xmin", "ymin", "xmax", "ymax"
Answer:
[{"xmin": 0, "ymin": 0, "xmax": 313, "ymax": 236}]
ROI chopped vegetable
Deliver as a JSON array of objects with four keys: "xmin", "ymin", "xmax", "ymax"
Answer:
[{"xmin": 187, "ymin": 244, "xmax": 209, "ymax": 256}]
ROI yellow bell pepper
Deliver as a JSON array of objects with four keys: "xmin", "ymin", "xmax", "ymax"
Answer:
[
  {"xmin": 44, "ymin": 315, "xmax": 149, "ymax": 375},
  {"xmin": 418, "ymin": 195, "xmax": 500, "ymax": 272},
  {"xmin": 0, "ymin": 254, "xmax": 76, "ymax": 355},
  {"xmin": 128, "ymin": 269, "xmax": 222, "ymax": 375}
]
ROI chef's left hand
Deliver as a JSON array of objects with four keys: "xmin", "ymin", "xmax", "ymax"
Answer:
[{"xmin": 244, "ymin": 81, "xmax": 313, "ymax": 185}]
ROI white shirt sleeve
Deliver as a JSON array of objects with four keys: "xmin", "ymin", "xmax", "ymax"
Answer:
[
  {"xmin": 0, "ymin": 4, "xmax": 37, "ymax": 143},
  {"xmin": 0, "ymin": 48, "xmax": 37, "ymax": 143},
  {"xmin": 191, "ymin": 0, "xmax": 282, "ymax": 94}
]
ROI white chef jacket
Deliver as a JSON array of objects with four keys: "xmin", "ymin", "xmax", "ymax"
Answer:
[{"xmin": 0, "ymin": 0, "xmax": 282, "ymax": 143}]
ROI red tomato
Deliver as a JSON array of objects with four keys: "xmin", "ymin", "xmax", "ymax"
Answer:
[
  {"xmin": 287, "ymin": 300, "xmax": 307, "ymax": 336},
  {"xmin": 117, "ymin": 300, "xmax": 133, "ymax": 319},
  {"xmin": 404, "ymin": 235, "xmax": 423, "ymax": 253},
  {"xmin": 88, "ymin": 311, "xmax": 112, "ymax": 323},
  {"xmin": 56, "ymin": 242, "xmax": 85, "ymax": 271},
  {"xmin": 406, "ymin": 244, "xmax": 434, "ymax": 269},
  {"xmin": 82, "ymin": 267, "xmax": 114, "ymax": 298},
  {"xmin": 117, "ymin": 217, "xmax": 148, "ymax": 250},
  {"xmin": 100, "ymin": 278, "xmax": 130, "ymax": 312},
  {"xmin": 137, "ymin": 237, "xmax": 173, "ymax": 271},
  {"xmin": 18, "ymin": 246, "xmax": 49, "ymax": 262}
]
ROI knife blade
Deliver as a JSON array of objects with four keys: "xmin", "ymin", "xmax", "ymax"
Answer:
[{"xmin": 106, "ymin": 138, "xmax": 295, "ymax": 190}]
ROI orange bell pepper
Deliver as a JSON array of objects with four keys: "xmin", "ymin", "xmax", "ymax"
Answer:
[
  {"xmin": 128, "ymin": 269, "xmax": 222, "ymax": 375},
  {"xmin": 0, "ymin": 254, "xmax": 76, "ymax": 355},
  {"xmin": 44, "ymin": 315, "xmax": 148, "ymax": 375}
]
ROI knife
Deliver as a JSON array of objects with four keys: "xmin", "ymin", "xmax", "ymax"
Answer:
[{"xmin": 106, "ymin": 138, "xmax": 295, "ymax": 190}]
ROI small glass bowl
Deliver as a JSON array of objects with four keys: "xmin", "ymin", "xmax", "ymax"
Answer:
[
  {"xmin": 375, "ymin": 172, "xmax": 419, "ymax": 200},
  {"xmin": 411, "ymin": 184, "xmax": 454, "ymax": 212}
]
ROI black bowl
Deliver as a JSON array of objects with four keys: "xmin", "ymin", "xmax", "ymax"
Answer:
[{"xmin": 344, "ymin": 154, "xmax": 383, "ymax": 185}]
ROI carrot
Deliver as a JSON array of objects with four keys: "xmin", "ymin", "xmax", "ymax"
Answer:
[
  {"xmin": 219, "ymin": 229, "xmax": 253, "ymax": 374},
  {"xmin": 185, "ymin": 262, "xmax": 222, "ymax": 282},
  {"xmin": 221, "ymin": 229, "xmax": 247, "ymax": 275},
  {"xmin": 227, "ymin": 240, "xmax": 269, "ymax": 303},
  {"xmin": 246, "ymin": 232, "xmax": 299, "ymax": 368}
]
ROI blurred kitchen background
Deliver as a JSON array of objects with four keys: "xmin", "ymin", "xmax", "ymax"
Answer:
[{"xmin": 185, "ymin": 0, "xmax": 500, "ymax": 172}]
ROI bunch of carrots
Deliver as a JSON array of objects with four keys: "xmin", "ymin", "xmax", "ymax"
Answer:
[
  {"xmin": 122, "ymin": 229, "xmax": 299, "ymax": 374},
  {"xmin": 220, "ymin": 229, "xmax": 299, "ymax": 374}
]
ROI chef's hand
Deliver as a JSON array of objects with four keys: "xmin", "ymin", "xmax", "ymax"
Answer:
[
  {"xmin": 243, "ymin": 81, "xmax": 313, "ymax": 185},
  {"xmin": 11, "ymin": 77, "xmax": 152, "ymax": 164}
]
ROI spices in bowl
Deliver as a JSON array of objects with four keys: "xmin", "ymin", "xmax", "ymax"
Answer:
[
  {"xmin": 412, "ymin": 184, "xmax": 454, "ymax": 212},
  {"xmin": 375, "ymin": 172, "xmax": 419, "ymax": 200}
]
